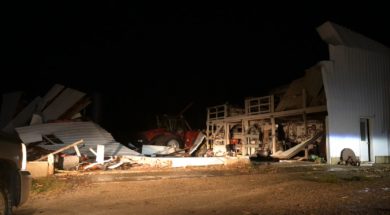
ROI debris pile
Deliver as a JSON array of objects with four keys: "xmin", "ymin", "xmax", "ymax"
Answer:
[
  {"xmin": 0, "ymin": 84, "xmax": 141, "ymax": 173},
  {"xmin": 1, "ymin": 84, "xmax": 233, "ymax": 177}
]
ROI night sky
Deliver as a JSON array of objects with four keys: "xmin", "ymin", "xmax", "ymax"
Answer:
[{"xmin": 2, "ymin": 2, "xmax": 390, "ymax": 141}]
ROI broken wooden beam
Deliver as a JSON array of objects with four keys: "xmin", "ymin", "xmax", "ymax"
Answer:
[{"xmin": 34, "ymin": 139, "xmax": 84, "ymax": 161}]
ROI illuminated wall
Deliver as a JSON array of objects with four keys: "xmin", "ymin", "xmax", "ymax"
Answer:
[
  {"xmin": 320, "ymin": 46, "xmax": 390, "ymax": 163},
  {"xmin": 316, "ymin": 21, "xmax": 390, "ymax": 163}
]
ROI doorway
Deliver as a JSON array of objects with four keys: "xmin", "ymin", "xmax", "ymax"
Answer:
[{"xmin": 360, "ymin": 118, "xmax": 372, "ymax": 162}]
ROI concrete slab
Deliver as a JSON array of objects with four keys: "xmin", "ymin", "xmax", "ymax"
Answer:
[{"xmin": 27, "ymin": 161, "xmax": 53, "ymax": 178}]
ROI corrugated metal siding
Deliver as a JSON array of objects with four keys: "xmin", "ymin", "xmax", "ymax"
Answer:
[
  {"xmin": 42, "ymin": 88, "xmax": 85, "ymax": 121},
  {"xmin": 37, "ymin": 84, "xmax": 64, "ymax": 112},
  {"xmin": 323, "ymin": 45, "xmax": 390, "ymax": 159},
  {"xmin": 15, "ymin": 122, "xmax": 140, "ymax": 156}
]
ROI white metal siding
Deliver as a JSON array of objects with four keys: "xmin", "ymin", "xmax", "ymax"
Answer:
[
  {"xmin": 322, "ymin": 45, "xmax": 390, "ymax": 160},
  {"xmin": 15, "ymin": 122, "xmax": 139, "ymax": 156},
  {"xmin": 37, "ymin": 84, "xmax": 65, "ymax": 112},
  {"xmin": 42, "ymin": 88, "xmax": 85, "ymax": 122}
]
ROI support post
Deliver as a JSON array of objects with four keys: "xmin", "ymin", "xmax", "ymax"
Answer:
[
  {"xmin": 271, "ymin": 117, "xmax": 276, "ymax": 154},
  {"xmin": 35, "ymin": 139, "xmax": 84, "ymax": 161},
  {"xmin": 96, "ymin": 145, "xmax": 105, "ymax": 164},
  {"xmin": 48, "ymin": 154, "xmax": 54, "ymax": 175}
]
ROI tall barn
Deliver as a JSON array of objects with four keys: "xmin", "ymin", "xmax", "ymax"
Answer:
[{"xmin": 317, "ymin": 21, "xmax": 390, "ymax": 163}]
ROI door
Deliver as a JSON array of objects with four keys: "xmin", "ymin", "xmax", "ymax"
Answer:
[{"xmin": 359, "ymin": 118, "xmax": 372, "ymax": 162}]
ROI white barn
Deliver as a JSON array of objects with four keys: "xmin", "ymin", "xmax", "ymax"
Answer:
[{"xmin": 316, "ymin": 22, "xmax": 390, "ymax": 163}]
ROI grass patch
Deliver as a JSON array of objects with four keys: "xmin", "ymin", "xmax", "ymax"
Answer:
[{"xmin": 31, "ymin": 177, "xmax": 70, "ymax": 194}]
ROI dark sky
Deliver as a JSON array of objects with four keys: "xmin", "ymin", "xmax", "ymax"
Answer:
[{"xmin": 2, "ymin": 2, "xmax": 390, "ymax": 138}]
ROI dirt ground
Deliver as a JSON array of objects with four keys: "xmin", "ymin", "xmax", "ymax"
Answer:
[{"xmin": 14, "ymin": 162, "xmax": 390, "ymax": 215}]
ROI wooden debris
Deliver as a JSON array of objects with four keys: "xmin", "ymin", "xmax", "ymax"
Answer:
[{"xmin": 35, "ymin": 139, "xmax": 84, "ymax": 161}]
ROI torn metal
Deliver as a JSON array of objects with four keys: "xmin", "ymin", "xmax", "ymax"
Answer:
[{"xmin": 16, "ymin": 122, "xmax": 140, "ymax": 157}]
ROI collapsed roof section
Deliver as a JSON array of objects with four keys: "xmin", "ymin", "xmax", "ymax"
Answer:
[
  {"xmin": 275, "ymin": 65, "xmax": 325, "ymax": 112},
  {"xmin": 15, "ymin": 121, "xmax": 140, "ymax": 157},
  {"xmin": 0, "ymin": 84, "xmax": 90, "ymax": 134},
  {"xmin": 0, "ymin": 84, "xmax": 139, "ymax": 158},
  {"xmin": 41, "ymin": 86, "xmax": 86, "ymax": 122}
]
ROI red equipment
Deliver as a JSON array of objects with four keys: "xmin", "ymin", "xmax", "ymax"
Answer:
[{"xmin": 136, "ymin": 103, "xmax": 207, "ymax": 156}]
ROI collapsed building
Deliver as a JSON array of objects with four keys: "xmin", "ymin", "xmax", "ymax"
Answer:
[
  {"xmin": 0, "ymin": 84, "xmax": 140, "ymax": 171},
  {"xmin": 206, "ymin": 21, "xmax": 390, "ymax": 164},
  {"xmin": 0, "ymin": 85, "xmax": 246, "ymax": 176}
]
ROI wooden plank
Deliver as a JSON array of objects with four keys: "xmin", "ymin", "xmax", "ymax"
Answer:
[
  {"xmin": 271, "ymin": 118, "xmax": 276, "ymax": 154},
  {"xmin": 74, "ymin": 145, "xmax": 81, "ymax": 157},
  {"xmin": 89, "ymin": 148, "xmax": 97, "ymax": 156},
  {"xmin": 48, "ymin": 154, "xmax": 55, "ymax": 175},
  {"xmin": 35, "ymin": 139, "xmax": 84, "ymax": 161},
  {"xmin": 208, "ymin": 105, "xmax": 327, "ymax": 123},
  {"xmin": 224, "ymin": 122, "xmax": 229, "ymax": 146}
]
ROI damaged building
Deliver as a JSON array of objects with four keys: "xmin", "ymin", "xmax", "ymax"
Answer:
[
  {"xmin": 206, "ymin": 67, "xmax": 327, "ymax": 160},
  {"xmin": 0, "ymin": 84, "xmax": 243, "ymax": 175},
  {"xmin": 318, "ymin": 22, "xmax": 390, "ymax": 164},
  {"xmin": 206, "ymin": 21, "xmax": 390, "ymax": 164},
  {"xmin": 1, "ymin": 21, "xmax": 388, "ymax": 174},
  {"xmin": 0, "ymin": 84, "xmax": 141, "ymax": 176}
]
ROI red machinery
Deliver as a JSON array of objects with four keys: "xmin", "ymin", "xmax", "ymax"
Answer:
[{"xmin": 136, "ymin": 103, "xmax": 207, "ymax": 156}]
